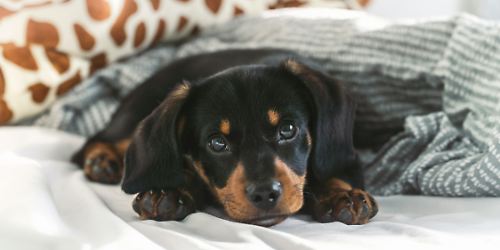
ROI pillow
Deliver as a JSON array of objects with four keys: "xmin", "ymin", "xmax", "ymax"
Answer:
[{"xmin": 0, "ymin": 0, "xmax": 362, "ymax": 124}]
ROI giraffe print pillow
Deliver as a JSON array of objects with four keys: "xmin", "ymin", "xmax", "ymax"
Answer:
[{"xmin": 0, "ymin": 0, "xmax": 356, "ymax": 124}]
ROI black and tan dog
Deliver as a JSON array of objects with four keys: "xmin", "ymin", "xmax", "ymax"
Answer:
[{"xmin": 72, "ymin": 49, "xmax": 378, "ymax": 227}]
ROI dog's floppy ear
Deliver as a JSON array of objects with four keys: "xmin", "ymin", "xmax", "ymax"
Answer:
[
  {"xmin": 281, "ymin": 59, "xmax": 356, "ymax": 182},
  {"xmin": 121, "ymin": 82, "xmax": 191, "ymax": 194}
]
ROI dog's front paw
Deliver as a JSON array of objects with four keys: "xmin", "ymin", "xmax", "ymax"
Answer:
[
  {"xmin": 133, "ymin": 189, "xmax": 195, "ymax": 221},
  {"xmin": 312, "ymin": 189, "xmax": 378, "ymax": 225},
  {"xmin": 83, "ymin": 143, "xmax": 122, "ymax": 184}
]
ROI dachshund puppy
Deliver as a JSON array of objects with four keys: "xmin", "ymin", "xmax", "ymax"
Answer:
[{"xmin": 72, "ymin": 49, "xmax": 378, "ymax": 226}]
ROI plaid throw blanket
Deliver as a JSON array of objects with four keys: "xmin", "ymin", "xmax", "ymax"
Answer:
[{"xmin": 22, "ymin": 8, "xmax": 500, "ymax": 197}]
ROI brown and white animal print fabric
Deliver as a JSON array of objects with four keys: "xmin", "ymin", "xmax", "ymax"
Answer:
[{"xmin": 0, "ymin": 0, "xmax": 361, "ymax": 124}]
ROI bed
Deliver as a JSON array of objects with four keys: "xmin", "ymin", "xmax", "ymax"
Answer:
[
  {"xmin": 2, "ymin": 5, "xmax": 500, "ymax": 250},
  {"xmin": 1, "ymin": 127, "xmax": 499, "ymax": 250}
]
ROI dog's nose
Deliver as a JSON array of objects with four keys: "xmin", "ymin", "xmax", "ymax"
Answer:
[{"xmin": 245, "ymin": 180, "xmax": 282, "ymax": 210}]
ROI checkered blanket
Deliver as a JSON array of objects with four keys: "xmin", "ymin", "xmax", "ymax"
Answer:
[{"xmin": 22, "ymin": 8, "xmax": 500, "ymax": 196}]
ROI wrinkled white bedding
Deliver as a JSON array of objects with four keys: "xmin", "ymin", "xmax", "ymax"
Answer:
[{"xmin": 1, "ymin": 127, "xmax": 499, "ymax": 250}]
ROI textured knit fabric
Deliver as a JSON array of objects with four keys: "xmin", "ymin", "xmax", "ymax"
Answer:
[{"xmin": 20, "ymin": 8, "xmax": 500, "ymax": 196}]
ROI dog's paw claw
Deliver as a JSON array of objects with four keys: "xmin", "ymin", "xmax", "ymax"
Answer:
[
  {"xmin": 133, "ymin": 190, "xmax": 195, "ymax": 221},
  {"xmin": 313, "ymin": 189, "xmax": 378, "ymax": 225}
]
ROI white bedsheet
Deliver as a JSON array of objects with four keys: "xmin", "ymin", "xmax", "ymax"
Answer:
[{"xmin": 0, "ymin": 127, "xmax": 499, "ymax": 250}]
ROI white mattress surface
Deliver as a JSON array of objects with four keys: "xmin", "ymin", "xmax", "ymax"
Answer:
[{"xmin": 1, "ymin": 127, "xmax": 499, "ymax": 250}]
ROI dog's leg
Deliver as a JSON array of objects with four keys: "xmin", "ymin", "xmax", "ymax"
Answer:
[
  {"xmin": 132, "ymin": 166, "xmax": 207, "ymax": 221},
  {"xmin": 72, "ymin": 94, "xmax": 161, "ymax": 184},
  {"xmin": 78, "ymin": 139, "xmax": 131, "ymax": 184},
  {"xmin": 304, "ymin": 178, "xmax": 378, "ymax": 225},
  {"xmin": 72, "ymin": 74, "xmax": 174, "ymax": 184}
]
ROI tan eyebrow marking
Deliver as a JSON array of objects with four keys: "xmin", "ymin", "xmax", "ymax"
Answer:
[
  {"xmin": 220, "ymin": 119, "xmax": 231, "ymax": 135},
  {"xmin": 267, "ymin": 109, "xmax": 280, "ymax": 126}
]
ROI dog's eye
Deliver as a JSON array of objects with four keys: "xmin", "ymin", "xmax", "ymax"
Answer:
[
  {"xmin": 279, "ymin": 122, "xmax": 297, "ymax": 140},
  {"xmin": 208, "ymin": 135, "xmax": 229, "ymax": 152}
]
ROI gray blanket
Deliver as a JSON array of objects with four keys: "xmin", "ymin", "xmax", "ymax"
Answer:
[{"xmin": 22, "ymin": 9, "xmax": 500, "ymax": 197}]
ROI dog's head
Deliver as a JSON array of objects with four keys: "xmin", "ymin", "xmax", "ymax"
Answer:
[{"xmin": 122, "ymin": 59, "xmax": 355, "ymax": 226}]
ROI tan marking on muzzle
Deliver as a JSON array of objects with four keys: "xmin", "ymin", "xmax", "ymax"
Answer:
[
  {"xmin": 195, "ymin": 159, "xmax": 306, "ymax": 223},
  {"xmin": 275, "ymin": 158, "xmax": 306, "ymax": 214},
  {"xmin": 267, "ymin": 109, "xmax": 280, "ymax": 126},
  {"xmin": 193, "ymin": 161, "xmax": 258, "ymax": 221},
  {"xmin": 213, "ymin": 163, "xmax": 257, "ymax": 221}
]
